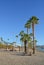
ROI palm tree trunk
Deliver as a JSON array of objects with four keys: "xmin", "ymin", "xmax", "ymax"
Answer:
[
  {"xmin": 27, "ymin": 28, "xmax": 29, "ymax": 53},
  {"xmin": 24, "ymin": 40, "xmax": 27, "ymax": 54},
  {"xmin": 32, "ymin": 23, "xmax": 35, "ymax": 54}
]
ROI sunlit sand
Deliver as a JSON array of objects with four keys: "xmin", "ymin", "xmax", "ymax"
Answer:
[{"xmin": 0, "ymin": 49, "xmax": 44, "ymax": 65}]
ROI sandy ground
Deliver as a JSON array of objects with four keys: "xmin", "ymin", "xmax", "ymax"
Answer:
[{"xmin": 0, "ymin": 49, "xmax": 44, "ymax": 65}]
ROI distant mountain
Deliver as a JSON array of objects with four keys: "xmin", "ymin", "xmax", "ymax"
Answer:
[{"xmin": 36, "ymin": 45, "xmax": 44, "ymax": 49}]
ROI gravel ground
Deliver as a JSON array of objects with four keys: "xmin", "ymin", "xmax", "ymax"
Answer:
[{"xmin": 0, "ymin": 50, "xmax": 44, "ymax": 65}]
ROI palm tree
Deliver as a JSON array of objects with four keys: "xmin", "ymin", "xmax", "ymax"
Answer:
[
  {"xmin": 19, "ymin": 31, "xmax": 24, "ymax": 37},
  {"xmin": 34, "ymin": 39, "xmax": 37, "ymax": 48},
  {"xmin": 29, "ymin": 16, "xmax": 39, "ymax": 54},
  {"xmin": 0, "ymin": 37, "xmax": 3, "ymax": 41},
  {"xmin": 19, "ymin": 31, "xmax": 24, "ymax": 51},
  {"xmin": 25, "ymin": 21, "xmax": 31, "ymax": 34},
  {"xmin": 16, "ymin": 35, "xmax": 18, "ymax": 39},
  {"xmin": 19, "ymin": 31, "xmax": 31, "ymax": 53},
  {"xmin": 25, "ymin": 20, "xmax": 33, "ymax": 53},
  {"xmin": 16, "ymin": 35, "xmax": 18, "ymax": 41},
  {"xmin": 16, "ymin": 35, "xmax": 18, "ymax": 46}
]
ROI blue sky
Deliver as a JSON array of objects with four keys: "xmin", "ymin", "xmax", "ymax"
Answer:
[{"xmin": 0, "ymin": 0, "xmax": 44, "ymax": 45}]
